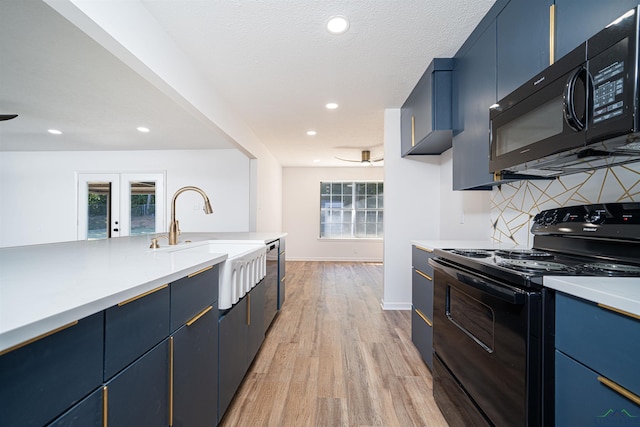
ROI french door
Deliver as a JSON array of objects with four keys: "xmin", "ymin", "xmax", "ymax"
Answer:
[{"xmin": 77, "ymin": 172, "xmax": 166, "ymax": 240}]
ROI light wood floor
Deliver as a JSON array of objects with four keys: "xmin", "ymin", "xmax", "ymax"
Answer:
[{"xmin": 219, "ymin": 261, "xmax": 449, "ymax": 427}]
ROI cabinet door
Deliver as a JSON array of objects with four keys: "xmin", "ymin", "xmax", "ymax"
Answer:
[
  {"xmin": 173, "ymin": 306, "xmax": 218, "ymax": 427},
  {"xmin": 104, "ymin": 285, "xmax": 170, "ymax": 380},
  {"xmin": 106, "ymin": 339, "xmax": 169, "ymax": 427},
  {"xmin": 0, "ymin": 312, "xmax": 103, "ymax": 427},
  {"xmin": 401, "ymin": 95, "xmax": 416, "ymax": 155},
  {"xmin": 278, "ymin": 248, "xmax": 286, "ymax": 309},
  {"xmin": 411, "ymin": 307, "xmax": 433, "ymax": 371},
  {"xmin": 555, "ymin": 0, "xmax": 639, "ymax": 60},
  {"xmin": 170, "ymin": 264, "xmax": 218, "ymax": 332},
  {"xmin": 248, "ymin": 281, "xmax": 266, "ymax": 365},
  {"xmin": 47, "ymin": 387, "xmax": 103, "ymax": 427},
  {"xmin": 218, "ymin": 298, "xmax": 249, "ymax": 421},
  {"xmin": 452, "ymin": 21, "xmax": 497, "ymax": 190},
  {"xmin": 497, "ymin": 0, "xmax": 553, "ymax": 100}
]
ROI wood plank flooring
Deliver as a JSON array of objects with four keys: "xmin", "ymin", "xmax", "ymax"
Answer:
[{"xmin": 219, "ymin": 261, "xmax": 449, "ymax": 427}]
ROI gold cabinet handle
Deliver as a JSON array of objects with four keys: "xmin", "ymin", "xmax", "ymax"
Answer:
[
  {"xmin": 415, "ymin": 269, "xmax": 433, "ymax": 282},
  {"xmin": 597, "ymin": 303, "xmax": 640, "ymax": 321},
  {"xmin": 0, "ymin": 320, "xmax": 79, "ymax": 356},
  {"xmin": 597, "ymin": 376, "xmax": 640, "ymax": 406},
  {"xmin": 549, "ymin": 4, "xmax": 556, "ymax": 65},
  {"xmin": 411, "ymin": 116, "xmax": 416, "ymax": 147},
  {"xmin": 415, "ymin": 245, "xmax": 434, "ymax": 253},
  {"xmin": 187, "ymin": 265, "xmax": 213, "ymax": 278},
  {"xmin": 414, "ymin": 308, "xmax": 433, "ymax": 327},
  {"xmin": 118, "ymin": 284, "xmax": 168, "ymax": 306},
  {"xmin": 281, "ymin": 275, "xmax": 286, "ymax": 282},
  {"xmin": 169, "ymin": 337, "xmax": 174, "ymax": 426},
  {"xmin": 186, "ymin": 306, "xmax": 213, "ymax": 327},
  {"xmin": 103, "ymin": 386, "xmax": 108, "ymax": 427}
]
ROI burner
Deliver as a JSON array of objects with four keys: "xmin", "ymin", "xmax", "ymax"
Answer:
[
  {"xmin": 498, "ymin": 259, "xmax": 573, "ymax": 273},
  {"xmin": 578, "ymin": 262, "xmax": 640, "ymax": 276},
  {"xmin": 495, "ymin": 249, "xmax": 554, "ymax": 260},
  {"xmin": 451, "ymin": 249, "xmax": 493, "ymax": 258}
]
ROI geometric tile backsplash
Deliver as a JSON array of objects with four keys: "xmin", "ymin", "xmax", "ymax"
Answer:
[{"xmin": 490, "ymin": 162, "xmax": 640, "ymax": 246}]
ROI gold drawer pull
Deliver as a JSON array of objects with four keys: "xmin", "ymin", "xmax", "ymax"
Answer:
[
  {"xmin": 415, "ymin": 269, "xmax": 433, "ymax": 281},
  {"xmin": 103, "ymin": 385, "xmax": 108, "ymax": 427},
  {"xmin": 411, "ymin": 116, "xmax": 416, "ymax": 146},
  {"xmin": 549, "ymin": 4, "xmax": 556, "ymax": 65},
  {"xmin": 415, "ymin": 245, "xmax": 433, "ymax": 253},
  {"xmin": 118, "ymin": 284, "xmax": 168, "ymax": 306},
  {"xmin": 187, "ymin": 265, "xmax": 213, "ymax": 278},
  {"xmin": 597, "ymin": 303, "xmax": 640, "ymax": 321},
  {"xmin": 0, "ymin": 320, "xmax": 79, "ymax": 356},
  {"xmin": 281, "ymin": 276, "xmax": 286, "ymax": 282},
  {"xmin": 415, "ymin": 308, "xmax": 433, "ymax": 327},
  {"xmin": 186, "ymin": 306, "xmax": 213, "ymax": 327},
  {"xmin": 597, "ymin": 376, "xmax": 640, "ymax": 406}
]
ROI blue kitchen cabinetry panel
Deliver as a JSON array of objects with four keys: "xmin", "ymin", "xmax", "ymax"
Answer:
[
  {"xmin": 452, "ymin": 21, "xmax": 497, "ymax": 190},
  {"xmin": 401, "ymin": 58, "xmax": 454, "ymax": 156},
  {"xmin": 556, "ymin": 292, "xmax": 640, "ymax": 394},
  {"xmin": 0, "ymin": 311, "xmax": 104, "ymax": 427},
  {"xmin": 248, "ymin": 280, "xmax": 266, "ymax": 365},
  {"xmin": 410, "ymin": 245, "xmax": 435, "ymax": 371},
  {"xmin": 103, "ymin": 284, "xmax": 170, "ymax": 380},
  {"xmin": 496, "ymin": 0, "xmax": 553, "ymax": 100},
  {"xmin": 278, "ymin": 238, "xmax": 286, "ymax": 309},
  {"xmin": 218, "ymin": 296, "xmax": 249, "ymax": 422},
  {"xmin": 170, "ymin": 264, "xmax": 219, "ymax": 332},
  {"xmin": 106, "ymin": 339, "xmax": 170, "ymax": 427},
  {"xmin": 47, "ymin": 387, "xmax": 103, "ymax": 427},
  {"xmin": 173, "ymin": 305, "xmax": 218, "ymax": 427},
  {"xmin": 555, "ymin": 350, "xmax": 640, "ymax": 425},
  {"xmin": 555, "ymin": 0, "xmax": 640, "ymax": 60}
]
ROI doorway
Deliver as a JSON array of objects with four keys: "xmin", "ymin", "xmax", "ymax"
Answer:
[{"xmin": 77, "ymin": 172, "xmax": 166, "ymax": 240}]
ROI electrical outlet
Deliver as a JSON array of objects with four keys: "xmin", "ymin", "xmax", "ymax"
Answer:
[{"xmin": 459, "ymin": 211, "xmax": 465, "ymax": 224}]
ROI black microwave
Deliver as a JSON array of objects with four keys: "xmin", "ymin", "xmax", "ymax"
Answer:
[{"xmin": 490, "ymin": 7, "xmax": 640, "ymax": 177}]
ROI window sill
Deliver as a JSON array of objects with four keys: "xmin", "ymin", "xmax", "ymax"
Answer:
[{"xmin": 318, "ymin": 238, "xmax": 383, "ymax": 242}]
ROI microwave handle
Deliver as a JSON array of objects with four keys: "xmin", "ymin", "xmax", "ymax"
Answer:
[{"xmin": 563, "ymin": 66, "xmax": 588, "ymax": 131}]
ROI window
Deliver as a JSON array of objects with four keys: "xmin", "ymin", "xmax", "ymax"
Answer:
[{"xmin": 320, "ymin": 181, "xmax": 383, "ymax": 239}]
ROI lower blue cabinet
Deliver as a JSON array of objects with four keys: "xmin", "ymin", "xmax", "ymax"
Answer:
[
  {"xmin": 173, "ymin": 305, "xmax": 218, "ymax": 426},
  {"xmin": 0, "ymin": 312, "xmax": 104, "ymax": 427},
  {"xmin": 47, "ymin": 387, "xmax": 103, "ymax": 427},
  {"xmin": 105, "ymin": 339, "xmax": 170, "ymax": 427}
]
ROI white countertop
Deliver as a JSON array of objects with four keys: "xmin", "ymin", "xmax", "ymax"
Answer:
[
  {"xmin": 0, "ymin": 231, "xmax": 286, "ymax": 353},
  {"xmin": 545, "ymin": 276, "xmax": 640, "ymax": 317},
  {"xmin": 411, "ymin": 239, "xmax": 520, "ymax": 251}
]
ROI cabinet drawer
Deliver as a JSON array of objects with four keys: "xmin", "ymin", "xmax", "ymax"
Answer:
[
  {"xmin": 411, "ymin": 306, "xmax": 433, "ymax": 371},
  {"xmin": 47, "ymin": 386, "xmax": 103, "ymax": 427},
  {"xmin": 104, "ymin": 284, "xmax": 170, "ymax": 380},
  {"xmin": 105, "ymin": 339, "xmax": 170, "ymax": 427},
  {"xmin": 0, "ymin": 312, "xmax": 104, "ymax": 427},
  {"xmin": 556, "ymin": 350, "xmax": 640, "ymax": 425},
  {"xmin": 278, "ymin": 238, "xmax": 286, "ymax": 254},
  {"xmin": 171, "ymin": 264, "xmax": 218, "ymax": 331},
  {"xmin": 556, "ymin": 293, "xmax": 640, "ymax": 394},
  {"xmin": 412, "ymin": 245, "xmax": 434, "ymax": 277},
  {"xmin": 412, "ymin": 268, "xmax": 433, "ymax": 319}
]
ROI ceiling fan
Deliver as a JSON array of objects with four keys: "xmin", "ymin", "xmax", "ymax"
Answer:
[{"xmin": 335, "ymin": 150, "xmax": 383, "ymax": 165}]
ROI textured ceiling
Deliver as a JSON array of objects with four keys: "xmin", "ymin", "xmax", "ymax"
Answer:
[{"xmin": 0, "ymin": 0, "xmax": 496, "ymax": 166}]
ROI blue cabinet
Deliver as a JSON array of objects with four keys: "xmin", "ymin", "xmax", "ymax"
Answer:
[
  {"xmin": 170, "ymin": 264, "xmax": 218, "ymax": 331},
  {"xmin": 47, "ymin": 387, "xmax": 103, "ymax": 427},
  {"xmin": 410, "ymin": 245, "xmax": 435, "ymax": 370},
  {"xmin": 0, "ymin": 312, "xmax": 104, "ymax": 427},
  {"xmin": 278, "ymin": 238, "xmax": 286, "ymax": 309},
  {"xmin": 452, "ymin": 21, "xmax": 497, "ymax": 190},
  {"xmin": 554, "ymin": 0, "xmax": 640, "ymax": 60},
  {"xmin": 401, "ymin": 58, "xmax": 453, "ymax": 156},
  {"xmin": 555, "ymin": 292, "xmax": 640, "ymax": 423},
  {"xmin": 248, "ymin": 281, "xmax": 266, "ymax": 365}
]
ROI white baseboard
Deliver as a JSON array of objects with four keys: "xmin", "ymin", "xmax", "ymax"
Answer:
[
  {"xmin": 285, "ymin": 257, "xmax": 383, "ymax": 262},
  {"xmin": 380, "ymin": 300, "xmax": 411, "ymax": 310}
]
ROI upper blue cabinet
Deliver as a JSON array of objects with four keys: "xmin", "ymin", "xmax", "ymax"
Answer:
[{"xmin": 401, "ymin": 58, "xmax": 453, "ymax": 156}]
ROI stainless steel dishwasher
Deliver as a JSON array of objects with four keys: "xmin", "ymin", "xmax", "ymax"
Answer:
[{"xmin": 264, "ymin": 240, "xmax": 279, "ymax": 330}]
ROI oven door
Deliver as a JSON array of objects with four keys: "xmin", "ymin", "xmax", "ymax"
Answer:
[{"xmin": 430, "ymin": 258, "xmax": 542, "ymax": 427}]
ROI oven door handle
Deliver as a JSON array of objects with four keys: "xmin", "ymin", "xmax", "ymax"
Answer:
[{"xmin": 432, "ymin": 260, "xmax": 526, "ymax": 304}]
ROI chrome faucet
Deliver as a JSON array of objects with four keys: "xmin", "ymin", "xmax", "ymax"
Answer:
[{"xmin": 168, "ymin": 186, "xmax": 213, "ymax": 245}]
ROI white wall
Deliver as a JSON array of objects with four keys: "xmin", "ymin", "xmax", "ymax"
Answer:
[
  {"xmin": 382, "ymin": 109, "xmax": 442, "ymax": 310},
  {"xmin": 0, "ymin": 149, "xmax": 250, "ymax": 247},
  {"xmin": 283, "ymin": 167, "xmax": 383, "ymax": 261}
]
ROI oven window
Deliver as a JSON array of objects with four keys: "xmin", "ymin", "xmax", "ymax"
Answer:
[
  {"xmin": 496, "ymin": 96, "xmax": 564, "ymax": 156},
  {"xmin": 446, "ymin": 286, "xmax": 495, "ymax": 353}
]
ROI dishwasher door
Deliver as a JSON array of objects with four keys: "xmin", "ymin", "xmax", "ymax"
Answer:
[{"xmin": 264, "ymin": 240, "xmax": 279, "ymax": 330}]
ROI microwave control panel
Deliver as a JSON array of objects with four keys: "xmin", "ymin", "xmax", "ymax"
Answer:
[{"xmin": 590, "ymin": 37, "xmax": 628, "ymax": 125}]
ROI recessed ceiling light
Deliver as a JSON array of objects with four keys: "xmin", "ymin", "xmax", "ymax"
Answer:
[
  {"xmin": 137, "ymin": 126, "xmax": 150, "ymax": 133},
  {"xmin": 327, "ymin": 16, "xmax": 350, "ymax": 34},
  {"xmin": 47, "ymin": 129, "xmax": 62, "ymax": 135},
  {"xmin": 313, "ymin": 159, "xmax": 321, "ymax": 163},
  {"xmin": 306, "ymin": 130, "xmax": 317, "ymax": 136},
  {"xmin": 325, "ymin": 102, "xmax": 339, "ymax": 110}
]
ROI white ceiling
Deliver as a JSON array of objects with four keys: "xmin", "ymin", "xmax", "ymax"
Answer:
[{"xmin": 0, "ymin": 0, "xmax": 496, "ymax": 167}]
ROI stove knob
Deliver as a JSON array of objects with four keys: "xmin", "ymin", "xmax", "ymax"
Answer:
[
  {"xmin": 544, "ymin": 211, "xmax": 558, "ymax": 225},
  {"xmin": 585, "ymin": 210, "xmax": 606, "ymax": 225},
  {"xmin": 533, "ymin": 213, "xmax": 543, "ymax": 225}
]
